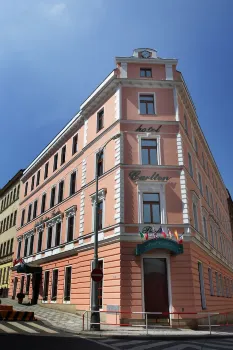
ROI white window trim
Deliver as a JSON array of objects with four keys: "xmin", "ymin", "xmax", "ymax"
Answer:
[
  {"xmin": 137, "ymin": 181, "xmax": 167, "ymax": 225},
  {"xmin": 90, "ymin": 189, "xmax": 106, "ymax": 232},
  {"xmin": 137, "ymin": 134, "xmax": 161, "ymax": 166},
  {"xmin": 138, "ymin": 92, "xmax": 156, "ymax": 115}
]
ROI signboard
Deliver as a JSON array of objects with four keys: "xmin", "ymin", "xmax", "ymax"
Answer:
[
  {"xmin": 91, "ymin": 268, "xmax": 103, "ymax": 282},
  {"xmin": 135, "ymin": 125, "xmax": 162, "ymax": 133},
  {"xmin": 129, "ymin": 171, "xmax": 170, "ymax": 182}
]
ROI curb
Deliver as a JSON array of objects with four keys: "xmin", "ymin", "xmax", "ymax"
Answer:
[{"xmin": 79, "ymin": 332, "xmax": 233, "ymax": 340}]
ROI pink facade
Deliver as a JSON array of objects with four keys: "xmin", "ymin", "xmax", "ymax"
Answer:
[{"xmin": 10, "ymin": 48, "xmax": 233, "ymax": 327}]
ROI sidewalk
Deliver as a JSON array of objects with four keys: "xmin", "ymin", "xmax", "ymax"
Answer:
[{"xmin": 2, "ymin": 297, "xmax": 233, "ymax": 339}]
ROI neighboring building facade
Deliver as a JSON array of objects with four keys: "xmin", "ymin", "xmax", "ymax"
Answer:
[
  {"xmin": 0, "ymin": 170, "xmax": 23, "ymax": 297},
  {"xmin": 10, "ymin": 49, "xmax": 233, "ymax": 326},
  {"xmin": 227, "ymin": 189, "xmax": 233, "ymax": 242}
]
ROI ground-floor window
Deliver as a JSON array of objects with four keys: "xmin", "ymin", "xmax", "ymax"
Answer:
[
  {"xmin": 51, "ymin": 269, "xmax": 58, "ymax": 301},
  {"xmin": 20, "ymin": 275, "xmax": 25, "ymax": 293},
  {"xmin": 64, "ymin": 266, "xmax": 72, "ymax": 301},
  {"xmin": 43, "ymin": 271, "xmax": 50, "ymax": 301},
  {"xmin": 198, "ymin": 262, "xmax": 206, "ymax": 309},
  {"xmin": 208, "ymin": 268, "xmax": 214, "ymax": 296},
  {"xmin": 91, "ymin": 260, "xmax": 103, "ymax": 309},
  {"xmin": 26, "ymin": 274, "xmax": 31, "ymax": 295}
]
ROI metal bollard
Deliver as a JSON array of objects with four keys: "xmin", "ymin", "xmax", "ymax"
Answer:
[{"xmin": 208, "ymin": 313, "xmax": 212, "ymax": 335}]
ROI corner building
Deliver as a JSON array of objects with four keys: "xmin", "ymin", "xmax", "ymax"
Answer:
[{"xmin": 11, "ymin": 49, "xmax": 233, "ymax": 326}]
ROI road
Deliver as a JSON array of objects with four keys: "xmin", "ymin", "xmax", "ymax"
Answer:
[{"xmin": 1, "ymin": 321, "xmax": 233, "ymax": 349}]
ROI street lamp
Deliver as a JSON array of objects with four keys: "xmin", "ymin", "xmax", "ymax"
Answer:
[{"xmin": 90, "ymin": 133, "xmax": 121, "ymax": 331}]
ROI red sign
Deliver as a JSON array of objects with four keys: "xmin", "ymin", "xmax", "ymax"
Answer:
[{"xmin": 91, "ymin": 268, "xmax": 103, "ymax": 282}]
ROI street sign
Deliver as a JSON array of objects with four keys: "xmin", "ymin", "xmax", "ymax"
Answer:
[{"xmin": 91, "ymin": 268, "xmax": 103, "ymax": 282}]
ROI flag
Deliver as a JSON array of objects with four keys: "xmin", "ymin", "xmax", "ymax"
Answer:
[
  {"xmin": 157, "ymin": 227, "xmax": 167, "ymax": 238},
  {"xmin": 156, "ymin": 227, "xmax": 162, "ymax": 234},
  {"xmin": 168, "ymin": 228, "xmax": 172, "ymax": 239},
  {"xmin": 144, "ymin": 232, "xmax": 149, "ymax": 240},
  {"xmin": 179, "ymin": 234, "xmax": 184, "ymax": 244},
  {"xmin": 139, "ymin": 232, "xmax": 144, "ymax": 239},
  {"xmin": 153, "ymin": 231, "xmax": 158, "ymax": 239},
  {"xmin": 174, "ymin": 230, "xmax": 179, "ymax": 241}
]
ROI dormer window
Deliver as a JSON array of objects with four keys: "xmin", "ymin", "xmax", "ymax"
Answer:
[{"xmin": 140, "ymin": 68, "xmax": 152, "ymax": 78}]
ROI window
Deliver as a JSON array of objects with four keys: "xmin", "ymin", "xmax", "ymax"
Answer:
[
  {"xmin": 141, "ymin": 139, "xmax": 158, "ymax": 165},
  {"xmin": 24, "ymin": 237, "xmax": 28, "ymax": 257},
  {"xmin": 13, "ymin": 188, "xmax": 16, "ymax": 200},
  {"xmin": 44, "ymin": 162, "xmax": 49, "ymax": 179},
  {"xmin": 61, "ymin": 145, "xmax": 66, "ymax": 165},
  {"xmin": 188, "ymin": 153, "xmax": 193, "ymax": 178},
  {"xmin": 140, "ymin": 68, "xmax": 152, "ymax": 77},
  {"xmin": 70, "ymin": 172, "xmax": 76, "ymax": 196},
  {"xmin": 139, "ymin": 94, "xmax": 155, "ymax": 115},
  {"xmin": 10, "ymin": 191, "xmax": 13, "ymax": 203},
  {"xmin": 184, "ymin": 115, "xmax": 188, "ymax": 133},
  {"xmin": 55, "ymin": 222, "xmax": 61, "ymax": 246},
  {"xmin": 194, "ymin": 137, "xmax": 198, "ymax": 154},
  {"xmin": 36, "ymin": 170, "xmax": 40, "ymax": 186},
  {"xmin": 37, "ymin": 231, "xmax": 43, "ymax": 253},
  {"xmin": 198, "ymin": 262, "xmax": 206, "ymax": 309},
  {"xmin": 6, "ymin": 240, "xmax": 10, "ymax": 255},
  {"xmin": 51, "ymin": 269, "xmax": 58, "ymax": 301},
  {"xmin": 50, "ymin": 187, "xmax": 56, "ymax": 208},
  {"xmin": 193, "ymin": 201, "xmax": 199, "ymax": 230},
  {"xmin": 219, "ymin": 274, "xmax": 223, "ymax": 296},
  {"xmin": 198, "ymin": 173, "xmax": 203, "ymax": 195},
  {"xmin": 53, "ymin": 153, "xmax": 58, "ymax": 171},
  {"xmin": 64, "ymin": 266, "xmax": 72, "ymax": 301},
  {"xmin": 67, "ymin": 216, "xmax": 74, "ymax": 242},
  {"xmin": 47, "ymin": 226, "xmax": 53, "ymax": 249},
  {"xmin": 97, "ymin": 200, "xmax": 103, "ymax": 230},
  {"xmin": 10, "ymin": 213, "xmax": 13, "ymax": 227},
  {"xmin": 6, "ymin": 216, "xmax": 9, "ymax": 230},
  {"xmin": 91, "ymin": 260, "xmax": 103, "ymax": 309},
  {"xmin": 17, "ymin": 240, "xmax": 22, "ymax": 259},
  {"xmin": 202, "ymin": 152, "xmax": 205, "ymax": 170},
  {"xmin": 27, "ymin": 204, "xmax": 32, "ymax": 222},
  {"xmin": 72, "ymin": 134, "xmax": 78, "ymax": 155},
  {"xmin": 9, "ymin": 238, "xmax": 13, "ymax": 254},
  {"xmin": 43, "ymin": 271, "xmax": 50, "ymax": 301},
  {"xmin": 208, "ymin": 268, "xmax": 214, "ymax": 296},
  {"xmin": 143, "ymin": 193, "xmax": 160, "ymax": 224},
  {"xmin": 13, "ymin": 211, "xmax": 17, "ymax": 226},
  {"xmin": 97, "ymin": 109, "xmax": 104, "ymax": 132},
  {"xmin": 29, "ymin": 235, "xmax": 34, "ymax": 256},
  {"xmin": 17, "ymin": 185, "xmax": 20, "ymax": 198},
  {"xmin": 41, "ymin": 193, "xmax": 46, "ymax": 214},
  {"xmin": 31, "ymin": 175, "xmax": 35, "ymax": 191},
  {"xmin": 210, "ymin": 192, "xmax": 213, "ymax": 209},
  {"xmin": 20, "ymin": 276, "xmax": 25, "ymax": 293},
  {"xmin": 203, "ymin": 216, "xmax": 208, "ymax": 240},
  {"xmin": 215, "ymin": 272, "xmax": 220, "ymax": 296},
  {"xmin": 26, "ymin": 275, "xmax": 31, "ymax": 295},
  {"xmin": 97, "ymin": 150, "xmax": 104, "ymax": 177},
  {"xmin": 33, "ymin": 200, "xmax": 37, "ymax": 219},
  {"xmin": 206, "ymin": 186, "xmax": 209, "ymax": 205},
  {"xmin": 58, "ymin": 181, "xmax": 64, "ymax": 203}
]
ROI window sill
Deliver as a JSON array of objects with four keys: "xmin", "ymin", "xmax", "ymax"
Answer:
[
  {"xmin": 42, "ymin": 300, "xmax": 48, "ymax": 304},
  {"xmin": 63, "ymin": 300, "xmax": 70, "ymax": 304},
  {"xmin": 139, "ymin": 113, "xmax": 157, "ymax": 116},
  {"xmin": 50, "ymin": 300, "xmax": 57, "ymax": 303}
]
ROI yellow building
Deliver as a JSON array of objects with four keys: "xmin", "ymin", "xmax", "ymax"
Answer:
[{"xmin": 0, "ymin": 170, "xmax": 23, "ymax": 297}]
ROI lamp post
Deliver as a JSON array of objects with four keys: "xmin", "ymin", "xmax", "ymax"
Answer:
[{"xmin": 90, "ymin": 133, "xmax": 121, "ymax": 331}]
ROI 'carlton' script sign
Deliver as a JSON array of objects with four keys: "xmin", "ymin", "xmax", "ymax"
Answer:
[
  {"xmin": 135, "ymin": 125, "xmax": 162, "ymax": 133},
  {"xmin": 129, "ymin": 171, "xmax": 170, "ymax": 182}
]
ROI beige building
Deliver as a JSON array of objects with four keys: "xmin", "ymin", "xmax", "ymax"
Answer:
[{"xmin": 0, "ymin": 170, "xmax": 23, "ymax": 297}]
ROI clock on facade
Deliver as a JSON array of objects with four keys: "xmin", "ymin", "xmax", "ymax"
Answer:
[{"xmin": 141, "ymin": 50, "xmax": 151, "ymax": 58}]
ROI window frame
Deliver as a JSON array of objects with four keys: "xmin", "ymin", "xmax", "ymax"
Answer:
[
  {"xmin": 188, "ymin": 152, "xmax": 194, "ymax": 178},
  {"xmin": 142, "ymin": 193, "xmax": 161, "ymax": 224},
  {"xmin": 31, "ymin": 176, "xmax": 35, "ymax": 191},
  {"xmin": 72, "ymin": 134, "xmax": 78, "ymax": 155},
  {"xmin": 96, "ymin": 150, "xmax": 104, "ymax": 177},
  {"xmin": 70, "ymin": 171, "xmax": 77, "ymax": 196},
  {"xmin": 50, "ymin": 186, "xmax": 56, "ymax": 208},
  {"xmin": 44, "ymin": 162, "xmax": 49, "ymax": 180},
  {"xmin": 138, "ymin": 135, "xmax": 161, "ymax": 166},
  {"xmin": 58, "ymin": 180, "xmax": 64, "ymax": 203},
  {"xmin": 140, "ymin": 68, "xmax": 152, "ymax": 78},
  {"xmin": 138, "ymin": 93, "xmax": 156, "ymax": 115},
  {"xmin": 53, "ymin": 153, "xmax": 58, "ymax": 172},
  {"xmin": 36, "ymin": 170, "xmax": 40, "ymax": 187},
  {"xmin": 63, "ymin": 266, "xmax": 72, "ymax": 302},
  {"xmin": 51, "ymin": 269, "xmax": 58, "ymax": 302},
  {"xmin": 208, "ymin": 268, "xmax": 214, "ymax": 296},
  {"xmin": 41, "ymin": 193, "xmax": 46, "ymax": 214},
  {"xmin": 43, "ymin": 270, "xmax": 50, "ymax": 301},
  {"xmin": 97, "ymin": 108, "xmax": 104, "ymax": 132},
  {"xmin": 198, "ymin": 261, "xmax": 207, "ymax": 309},
  {"xmin": 60, "ymin": 145, "xmax": 66, "ymax": 165}
]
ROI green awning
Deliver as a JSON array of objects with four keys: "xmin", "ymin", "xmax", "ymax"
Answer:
[
  {"xmin": 12, "ymin": 263, "xmax": 42, "ymax": 274},
  {"xmin": 135, "ymin": 238, "xmax": 183, "ymax": 256}
]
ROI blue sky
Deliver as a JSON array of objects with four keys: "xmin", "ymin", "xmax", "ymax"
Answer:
[{"xmin": 0, "ymin": 0, "xmax": 233, "ymax": 195}]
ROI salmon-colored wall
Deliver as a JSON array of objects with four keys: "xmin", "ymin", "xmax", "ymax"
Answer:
[
  {"xmin": 127, "ymin": 63, "xmax": 166, "ymax": 80},
  {"xmin": 122, "ymin": 87, "xmax": 175, "ymax": 121}
]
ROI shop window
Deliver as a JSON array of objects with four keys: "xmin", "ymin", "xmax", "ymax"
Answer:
[
  {"xmin": 51, "ymin": 269, "xmax": 58, "ymax": 301},
  {"xmin": 64, "ymin": 266, "xmax": 72, "ymax": 301},
  {"xmin": 43, "ymin": 271, "xmax": 50, "ymax": 301}
]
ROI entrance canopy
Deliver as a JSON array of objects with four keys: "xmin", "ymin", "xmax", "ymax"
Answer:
[
  {"xmin": 135, "ymin": 238, "xmax": 183, "ymax": 256},
  {"xmin": 12, "ymin": 263, "xmax": 42, "ymax": 274}
]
